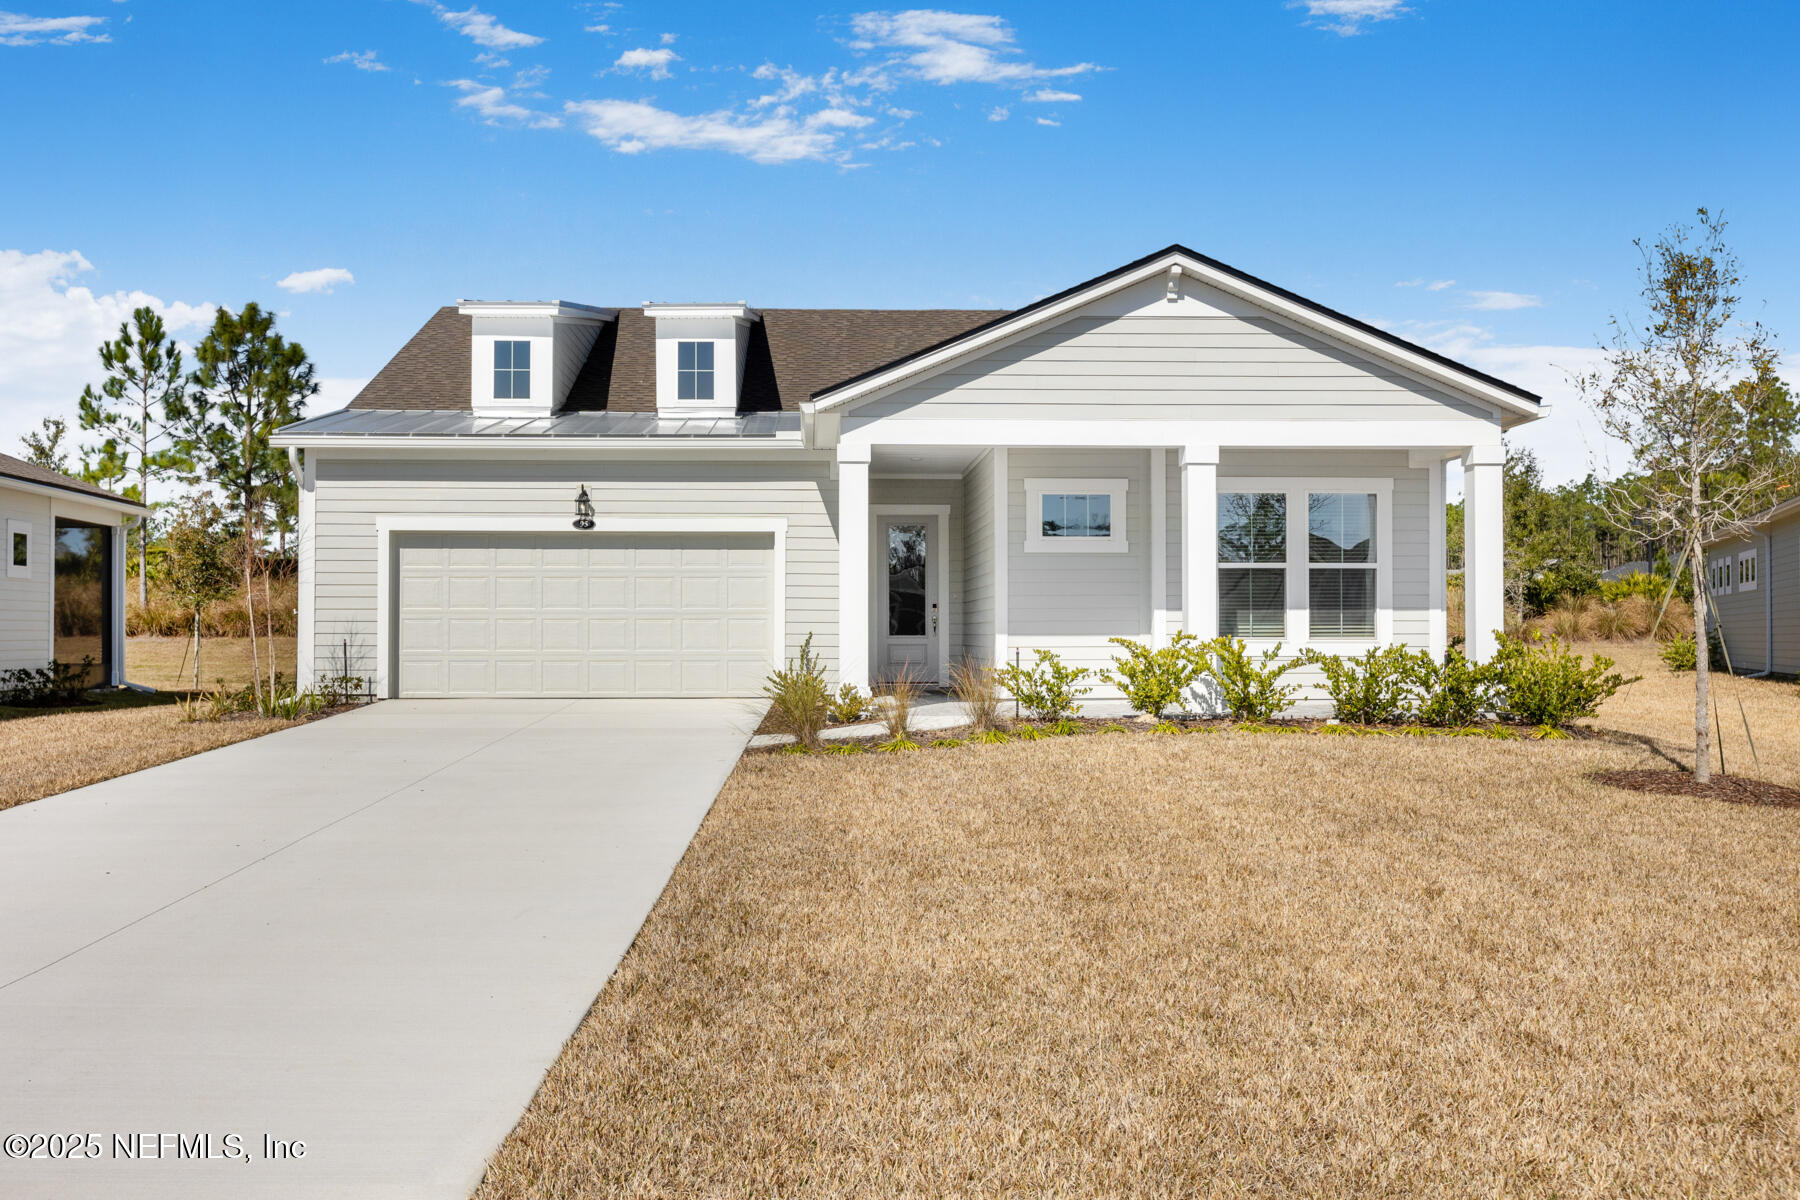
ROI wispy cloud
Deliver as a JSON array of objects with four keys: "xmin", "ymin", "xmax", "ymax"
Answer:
[
  {"xmin": 416, "ymin": 2, "xmax": 543, "ymax": 50},
  {"xmin": 1035, "ymin": 116, "xmax": 1060, "ymax": 126},
  {"xmin": 448, "ymin": 79, "xmax": 561, "ymax": 128},
  {"xmin": 565, "ymin": 99, "xmax": 869, "ymax": 164},
  {"xmin": 1290, "ymin": 0, "xmax": 1409, "ymax": 36},
  {"xmin": 613, "ymin": 46, "xmax": 678, "ymax": 79},
  {"xmin": 0, "ymin": 11, "xmax": 109, "ymax": 46},
  {"xmin": 277, "ymin": 267, "xmax": 355, "ymax": 295},
  {"xmin": 848, "ymin": 11, "xmax": 1099, "ymax": 87},
  {"xmin": 1465, "ymin": 289, "xmax": 1542, "ymax": 311},
  {"xmin": 1427, "ymin": 279, "xmax": 1454, "ymax": 291},
  {"xmin": 325, "ymin": 50, "xmax": 389, "ymax": 72},
  {"xmin": 986, "ymin": 105, "xmax": 1009, "ymax": 121},
  {"xmin": 1025, "ymin": 87, "xmax": 1080, "ymax": 102}
]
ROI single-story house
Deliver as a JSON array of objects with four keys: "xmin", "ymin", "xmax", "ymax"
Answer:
[
  {"xmin": 1, "ymin": 453, "xmax": 145, "ymax": 688},
  {"xmin": 270, "ymin": 245, "xmax": 1541, "ymax": 701},
  {"xmin": 1704, "ymin": 490, "xmax": 1799, "ymax": 677}
]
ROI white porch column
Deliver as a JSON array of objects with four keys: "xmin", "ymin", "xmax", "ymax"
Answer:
[
  {"xmin": 1462, "ymin": 444, "xmax": 1504, "ymax": 662},
  {"xmin": 837, "ymin": 445, "xmax": 872, "ymax": 689},
  {"xmin": 1180, "ymin": 444, "xmax": 1219, "ymax": 639},
  {"xmin": 296, "ymin": 448, "xmax": 316, "ymax": 689}
]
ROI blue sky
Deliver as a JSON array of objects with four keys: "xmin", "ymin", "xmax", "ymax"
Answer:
[{"xmin": 3, "ymin": 0, "xmax": 1796, "ymax": 485}]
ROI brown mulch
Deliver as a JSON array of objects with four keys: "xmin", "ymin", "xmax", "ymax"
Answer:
[{"xmin": 1593, "ymin": 769, "xmax": 1800, "ymax": 808}]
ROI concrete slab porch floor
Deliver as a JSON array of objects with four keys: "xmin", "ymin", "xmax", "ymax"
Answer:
[{"xmin": 0, "ymin": 698, "xmax": 759, "ymax": 1200}]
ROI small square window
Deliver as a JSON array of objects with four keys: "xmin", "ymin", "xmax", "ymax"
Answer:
[
  {"xmin": 493, "ymin": 340, "xmax": 531, "ymax": 401},
  {"xmin": 677, "ymin": 341, "xmax": 715, "ymax": 401},
  {"xmin": 1024, "ymin": 479, "xmax": 1128, "ymax": 552}
]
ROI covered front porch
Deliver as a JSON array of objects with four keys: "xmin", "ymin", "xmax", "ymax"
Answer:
[{"xmin": 833, "ymin": 431, "xmax": 1505, "ymax": 695}]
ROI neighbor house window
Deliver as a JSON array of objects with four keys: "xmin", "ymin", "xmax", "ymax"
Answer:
[
  {"xmin": 1218, "ymin": 493, "xmax": 1286, "ymax": 638},
  {"xmin": 1738, "ymin": 549, "xmax": 1758, "ymax": 591},
  {"xmin": 1024, "ymin": 478, "xmax": 1129, "ymax": 552},
  {"xmin": 6, "ymin": 519, "xmax": 29, "ymax": 580},
  {"xmin": 1308, "ymin": 492, "xmax": 1377, "ymax": 638},
  {"xmin": 493, "ymin": 340, "xmax": 531, "ymax": 400},
  {"xmin": 1212, "ymin": 478, "xmax": 1391, "ymax": 645},
  {"xmin": 677, "ymin": 341, "xmax": 715, "ymax": 401}
]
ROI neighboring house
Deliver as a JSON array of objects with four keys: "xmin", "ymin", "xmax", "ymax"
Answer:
[
  {"xmin": 1704, "ymin": 491, "xmax": 1800, "ymax": 677},
  {"xmin": 270, "ymin": 245, "xmax": 1541, "ymax": 701},
  {"xmin": 1, "ymin": 453, "xmax": 146, "ymax": 687}
]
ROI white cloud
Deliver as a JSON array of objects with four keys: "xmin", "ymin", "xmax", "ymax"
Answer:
[
  {"xmin": 584, "ymin": 23, "xmax": 610, "ymax": 34},
  {"xmin": 1035, "ymin": 116, "xmax": 1059, "ymax": 126},
  {"xmin": 1395, "ymin": 278, "xmax": 1422, "ymax": 288},
  {"xmin": 0, "ymin": 10, "xmax": 109, "ymax": 46},
  {"xmin": 986, "ymin": 105, "xmax": 1009, "ymax": 121},
  {"xmin": 1025, "ymin": 88, "xmax": 1080, "ymax": 102},
  {"xmin": 1291, "ymin": 0, "xmax": 1409, "ymax": 36},
  {"xmin": 1427, "ymin": 279, "xmax": 1454, "ymax": 291},
  {"xmin": 613, "ymin": 45, "xmax": 678, "ymax": 79},
  {"xmin": 1465, "ymin": 289, "xmax": 1542, "ymax": 311},
  {"xmin": 750, "ymin": 62, "xmax": 818, "ymax": 107},
  {"xmin": 448, "ymin": 79, "xmax": 561, "ymax": 127},
  {"xmin": 565, "ymin": 98, "xmax": 867, "ymax": 164},
  {"xmin": 417, "ymin": 3, "xmax": 543, "ymax": 50},
  {"xmin": 325, "ymin": 50, "xmax": 389, "ymax": 72},
  {"xmin": 849, "ymin": 10, "xmax": 1099, "ymax": 87},
  {"xmin": 660, "ymin": 32, "xmax": 677, "ymax": 45},
  {"xmin": 276, "ymin": 267, "xmax": 355, "ymax": 295},
  {"xmin": 0, "ymin": 249, "xmax": 214, "ymax": 461}
]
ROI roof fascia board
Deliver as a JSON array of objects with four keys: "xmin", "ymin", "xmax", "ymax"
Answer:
[
  {"xmin": 805, "ymin": 249, "xmax": 1542, "ymax": 421},
  {"xmin": 456, "ymin": 301, "xmax": 616, "ymax": 325},
  {"xmin": 0, "ymin": 473, "xmax": 148, "ymax": 515}
]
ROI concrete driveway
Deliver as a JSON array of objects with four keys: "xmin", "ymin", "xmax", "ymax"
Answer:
[{"xmin": 0, "ymin": 698, "xmax": 757, "ymax": 1199}]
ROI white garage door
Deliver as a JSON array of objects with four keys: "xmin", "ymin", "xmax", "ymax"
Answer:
[{"xmin": 394, "ymin": 532, "xmax": 775, "ymax": 697}]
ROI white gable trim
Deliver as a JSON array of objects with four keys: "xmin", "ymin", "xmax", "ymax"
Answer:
[{"xmin": 802, "ymin": 249, "xmax": 1541, "ymax": 421}]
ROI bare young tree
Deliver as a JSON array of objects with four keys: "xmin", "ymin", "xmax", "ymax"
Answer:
[{"xmin": 1577, "ymin": 210, "xmax": 1781, "ymax": 782}]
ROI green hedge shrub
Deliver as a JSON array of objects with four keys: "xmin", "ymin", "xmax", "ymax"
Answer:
[
  {"xmin": 1299, "ymin": 645, "xmax": 1418, "ymax": 725},
  {"xmin": 1659, "ymin": 633, "xmax": 1696, "ymax": 672},
  {"xmin": 997, "ymin": 649, "xmax": 1093, "ymax": 720},
  {"xmin": 1206, "ymin": 638, "xmax": 1301, "ymax": 722},
  {"xmin": 1409, "ymin": 649, "xmax": 1502, "ymax": 727},
  {"xmin": 1105, "ymin": 631, "xmax": 1205, "ymax": 718},
  {"xmin": 1492, "ymin": 635, "xmax": 1636, "ymax": 726}
]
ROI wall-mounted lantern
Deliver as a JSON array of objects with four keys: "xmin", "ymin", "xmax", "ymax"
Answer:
[{"xmin": 573, "ymin": 484, "xmax": 595, "ymax": 530}]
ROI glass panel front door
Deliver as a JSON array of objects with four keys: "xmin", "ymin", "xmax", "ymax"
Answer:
[
  {"xmin": 54, "ymin": 518, "xmax": 111, "ymax": 687},
  {"xmin": 879, "ymin": 517, "xmax": 936, "ymax": 682}
]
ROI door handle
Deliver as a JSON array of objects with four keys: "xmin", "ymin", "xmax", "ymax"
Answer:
[{"xmin": 930, "ymin": 602, "xmax": 939, "ymax": 634}]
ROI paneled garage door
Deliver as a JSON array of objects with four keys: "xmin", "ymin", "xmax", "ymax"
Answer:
[{"xmin": 394, "ymin": 532, "xmax": 775, "ymax": 697}]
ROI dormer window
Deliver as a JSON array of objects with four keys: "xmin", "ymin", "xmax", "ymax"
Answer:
[
  {"xmin": 493, "ymin": 340, "xmax": 531, "ymax": 400},
  {"xmin": 677, "ymin": 341, "xmax": 714, "ymax": 401}
]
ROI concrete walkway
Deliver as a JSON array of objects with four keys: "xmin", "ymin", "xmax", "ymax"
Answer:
[{"xmin": 0, "ymin": 698, "xmax": 758, "ymax": 1199}]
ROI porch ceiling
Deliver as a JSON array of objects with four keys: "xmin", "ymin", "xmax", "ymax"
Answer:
[{"xmin": 868, "ymin": 445, "xmax": 985, "ymax": 476}]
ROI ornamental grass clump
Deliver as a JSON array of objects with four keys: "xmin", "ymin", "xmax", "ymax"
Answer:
[
  {"xmin": 761, "ymin": 633, "xmax": 830, "ymax": 751},
  {"xmin": 948, "ymin": 657, "xmax": 1007, "ymax": 733},
  {"xmin": 996, "ymin": 649, "xmax": 1092, "ymax": 721},
  {"xmin": 1203, "ymin": 638, "xmax": 1300, "ymax": 722},
  {"xmin": 1300, "ymin": 645, "xmax": 1419, "ymax": 725},
  {"xmin": 875, "ymin": 668, "xmax": 922, "ymax": 741},
  {"xmin": 1105, "ymin": 631, "xmax": 1205, "ymax": 718}
]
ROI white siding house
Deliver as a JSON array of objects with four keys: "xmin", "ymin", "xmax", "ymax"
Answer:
[{"xmin": 274, "ymin": 246, "xmax": 1540, "ymax": 706}]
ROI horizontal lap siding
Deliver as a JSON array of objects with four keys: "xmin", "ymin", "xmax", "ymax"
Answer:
[
  {"xmin": 1007, "ymin": 449, "xmax": 1150, "ymax": 687},
  {"xmin": 1778, "ymin": 514, "xmax": 1800, "ymax": 674},
  {"xmin": 0, "ymin": 490, "xmax": 52, "ymax": 670},
  {"xmin": 1708, "ymin": 513, "xmax": 1799, "ymax": 675},
  {"xmin": 858, "ymin": 310, "xmax": 1496, "ymax": 423},
  {"xmin": 962, "ymin": 453, "xmax": 994, "ymax": 664},
  {"xmin": 311, "ymin": 457, "xmax": 837, "ymax": 685}
]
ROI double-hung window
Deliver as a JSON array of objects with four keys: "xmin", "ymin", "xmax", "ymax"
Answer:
[
  {"xmin": 493, "ymin": 340, "xmax": 531, "ymax": 400},
  {"xmin": 677, "ymin": 340, "xmax": 715, "ymax": 401},
  {"xmin": 1215, "ymin": 479, "xmax": 1389, "ymax": 645}
]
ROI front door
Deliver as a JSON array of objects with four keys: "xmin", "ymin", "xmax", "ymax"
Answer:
[{"xmin": 878, "ymin": 516, "xmax": 938, "ymax": 684}]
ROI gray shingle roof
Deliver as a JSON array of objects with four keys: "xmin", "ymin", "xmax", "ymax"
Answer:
[
  {"xmin": 0, "ymin": 451, "xmax": 146, "ymax": 508},
  {"xmin": 348, "ymin": 306, "xmax": 1007, "ymax": 413}
]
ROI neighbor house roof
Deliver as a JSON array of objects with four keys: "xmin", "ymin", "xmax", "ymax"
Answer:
[
  {"xmin": 0, "ymin": 452, "xmax": 147, "ymax": 511},
  {"xmin": 349, "ymin": 307, "xmax": 1007, "ymax": 413}
]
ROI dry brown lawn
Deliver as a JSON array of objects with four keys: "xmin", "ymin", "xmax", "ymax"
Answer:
[
  {"xmin": 0, "ymin": 701, "xmax": 296, "ymax": 811},
  {"xmin": 477, "ymin": 641, "xmax": 1800, "ymax": 1199},
  {"xmin": 125, "ymin": 635, "xmax": 299, "ymax": 692}
]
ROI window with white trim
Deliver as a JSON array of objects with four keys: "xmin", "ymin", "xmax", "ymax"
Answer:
[
  {"xmin": 1215, "ymin": 479, "xmax": 1390, "ymax": 645},
  {"xmin": 6, "ymin": 518, "xmax": 30, "ymax": 579},
  {"xmin": 493, "ymin": 340, "xmax": 531, "ymax": 400},
  {"xmin": 1710, "ymin": 556, "xmax": 1732, "ymax": 595},
  {"xmin": 677, "ymin": 341, "xmax": 715, "ymax": 401},
  {"xmin": 1024, "ymin": 478, "xmax": 1128, "ymax": 552},
  {"xmin": 1738, "ymin": 549, "xmax": 1758, "ymax": 591}
]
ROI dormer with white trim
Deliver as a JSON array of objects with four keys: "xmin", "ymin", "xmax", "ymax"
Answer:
[
  {"xmin": 458, "ymin": 300, "xmax": 616, "ymax": 418},
  {"xmin": 643, "ymin": 302, "xmax": 758, "ymax": 418}
]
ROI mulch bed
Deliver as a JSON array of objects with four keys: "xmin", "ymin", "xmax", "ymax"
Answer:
[{"xmin": 1593, "ymin": 769, "xmax": 1800, "ymax": 808}]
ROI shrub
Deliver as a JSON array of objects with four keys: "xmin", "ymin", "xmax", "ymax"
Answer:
[
  {"xmin": 1202, "ymin": 638, "xmax": 1300, "ymax": 722},
  {"xmin": 0, "ymin": 657, "xmax": 96, "ymax": 707},
  {"xmin": 1660, "ymin": 633, "xmax": 1696, "ymax": 672},
  {"xmin": 1410, "ymin": 649, "xmax": 1502, "ymax": 727},
  {"xmin": 997, "ymin": 649, "xmax": 1092, "ymax": 721},
  {"xmin": 948, "ymin": 657, "xmax": 1006, "ymax": 732},
  {"xmin": 1492, "ymin": 634, "xmax": 1636, "ymax": 727},
  {"xmin": 1300, "ymin": 645, "xmax": 1419, "ymax": 725},
  {"xmin": 828, "ymin": 682, "xmax": 867, "ymax": 724},
  {"xmin": 1105, "ymin": 631, "xmax": 1205, "ymax": 718},
  {"xmin": 761, "ymin": 633, "xmax": 830, "ymax": 750},
  {"xmin": 1598, "ymin": 571, "xmax": 1672, "ymax": 603}
]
